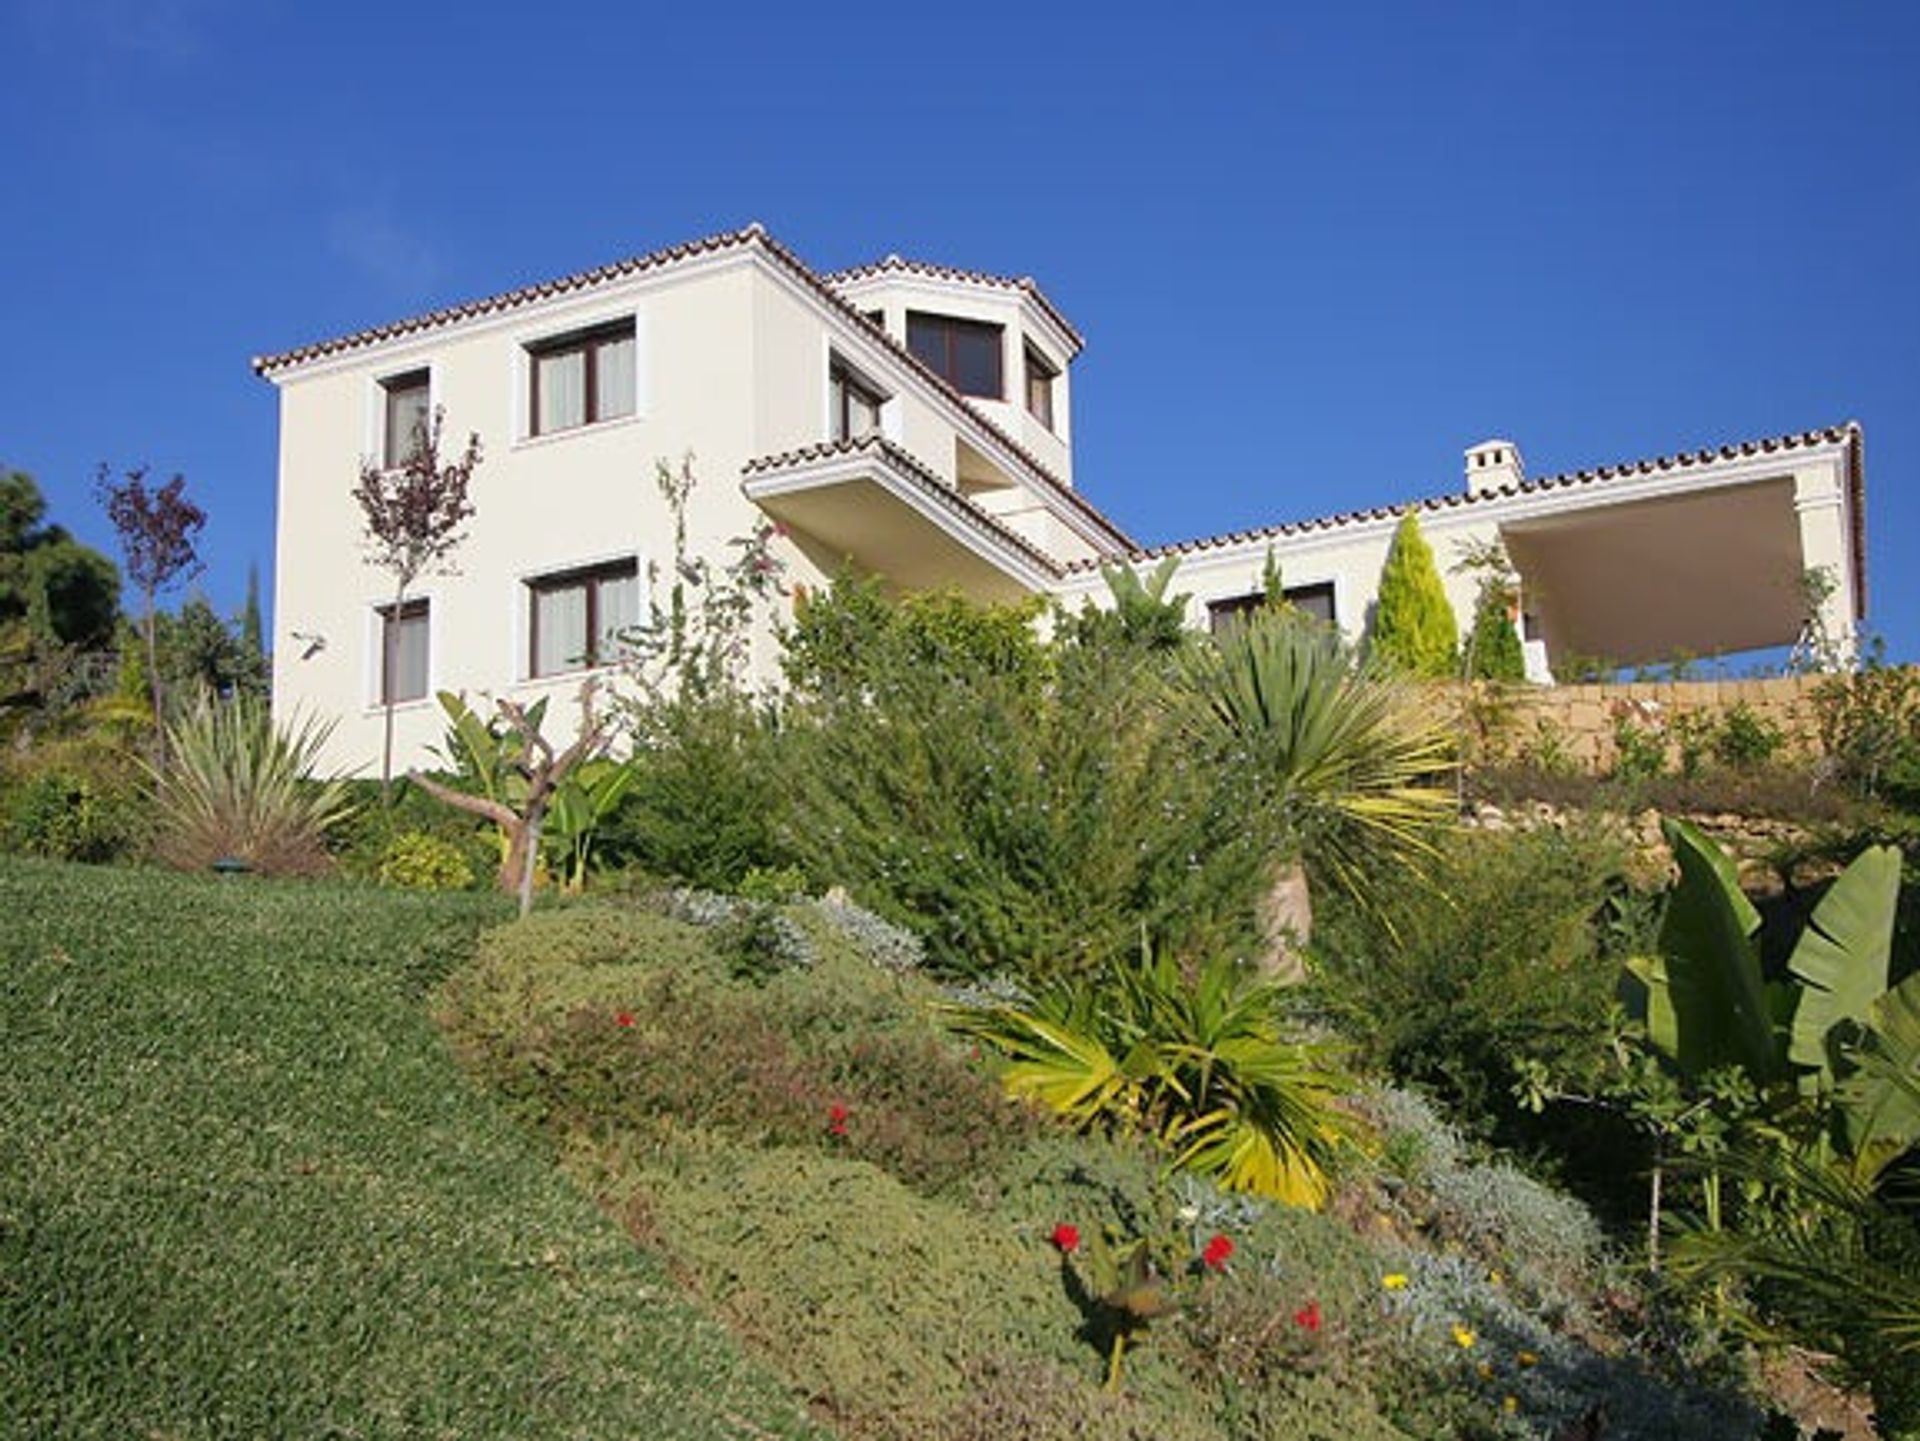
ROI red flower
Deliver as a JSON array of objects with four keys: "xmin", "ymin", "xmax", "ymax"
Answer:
[
  {"xmin": 1202, "ymin": 1234, "xmax": 1235, "ymax": 1271},
  {"xmin": 1050, "ymin": 1223, "xmax": 1081, "ymax": 1254},
  {"xmin": 1293, "ymin": 1299, "xmax": 1322, "ymax": 1332},
  {"xmin": 827, "ymin": 1101, "xmax": 850, "ymax": 1137},
  {"xmin": 614, "ymin": 1011, "xmax": 635, "ymax": 1028}
]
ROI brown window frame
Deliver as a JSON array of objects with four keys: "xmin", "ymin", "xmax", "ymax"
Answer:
[
  {"xmin": 905, "ymin": 311, "xmax": 1004, "ymax": 399},
  {"xmin": 830, "ymin": 358, "xmax": 886, "ymax": 442},
  {"xmin": 381, "ymin": 369, "xmax": 431, "ymax": 469},
  {"xmin": 1024, "ymin": 344, "xmax": 1057, "ymax": 431},
  {"xmin": 376, "ymin": 596, "xmax": 430, "ymax": 705},
  {"xmin": 1206, "ymin": 583, "xmax": 1337, "ymax": 636},
  {"xmin": 527, "ymin": 557, "xmax": 640, "ymax": 678},
  {"xmin": 527, "ymin": 319, "xmax": 636, "ymax": 437}
]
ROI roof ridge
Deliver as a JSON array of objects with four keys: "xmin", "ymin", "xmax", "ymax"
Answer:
[
  {"xmin": 251, "ymin": 224, "xmax": 766, "ymax": 374},
  {"xmin": 1066, "ymin": 423, "xmax": 1862, "ymax": 572},
  {"xmin": 821, "ymin": 253, "xmax": 1084, "ymax": 351}
]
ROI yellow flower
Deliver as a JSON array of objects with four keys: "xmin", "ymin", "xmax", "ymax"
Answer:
[
  {"xmin": 1487, "ymin": 1269, "xmax": 1503, "ymax": 1285},
  {"xmin": 1517, "ymin": 1350, "xmax": 1538, "ymax": 1368},
  {"xmin": 1381, "ymin": 1273, "xmax": 1409, "ymax": 1291},
  {"xmin": 1451, "ymin": 1323, "xmax": 1477, "ymax": 1349},
  {"xmin": 1503, "ymin": 1395, "xmax": 1519, "ymax": 1414}
]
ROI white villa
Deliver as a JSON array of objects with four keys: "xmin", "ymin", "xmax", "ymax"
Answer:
[{"xmin": 255, "ymin": 223, "xmax": 1867, "ymax": 772}]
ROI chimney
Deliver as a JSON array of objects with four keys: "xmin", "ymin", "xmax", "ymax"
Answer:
[{"xmin": 1464, "ymin": 439, "xmax": 1525, "ymax": 496}]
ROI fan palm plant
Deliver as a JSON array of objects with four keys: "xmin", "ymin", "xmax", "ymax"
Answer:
[
  {"xmin": 1175, "ymin": 609, "xmax": 1456, "ymax": 975},
  {"xmin": 942, "ymin": 942, "xmax": 1354, "ymax": 1207},
  {"xmin": 1670, "ymin": 1140, "xmax": 1920, "ymax": 1438}
]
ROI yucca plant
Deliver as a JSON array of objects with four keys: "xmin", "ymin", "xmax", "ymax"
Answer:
[
  {"xmin": 147, "ymin": 694, "xmax": 354, "ymax": 875},
  {"xmin": 943, "ymin": 942, "xmax": 1355, "ymax": 1207},
  {"xmin": 1176, "ymin": 608, "xmax": 1455, "ymax": 973}
]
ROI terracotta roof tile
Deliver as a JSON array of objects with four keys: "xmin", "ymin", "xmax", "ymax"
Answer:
[
  {"xmin": 742, "ymin": 435, "xmax": 1065, "ymax": 581},
  {"xmin": 822, "ymin": 254, "xmax": 1085, "ymax": 353},
  {"xmin": 1067, "ymin": 423, "xmax": 1868, "ymax": 616},
  {"xmin": 251, "ymin": 225, "xmax": 767, "ymax": 374}
]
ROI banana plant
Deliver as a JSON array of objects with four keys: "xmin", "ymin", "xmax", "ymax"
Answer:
[
  {"xmin": 1623, "ymin": 819, "xmax": 1911, "ymax": 1180},
  {"xmin": 541, "ymin": 756, "xmax": 636, "ymax": 893}
]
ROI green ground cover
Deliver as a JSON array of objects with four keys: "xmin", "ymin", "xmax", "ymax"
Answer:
[{"xmin": 0, "ymin": 857, "xmax": 822, "ymax": 1441}]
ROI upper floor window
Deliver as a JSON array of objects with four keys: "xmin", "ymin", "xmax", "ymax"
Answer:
[
  {"xmin": 377, "ymin": 597, "xmax": 430, "ymax": 704},
  {"xmin": 528, "ymin": 319, "xmax": 636, "ymax": 437},
  {"xmin": 830, "ymin": 358, "xmax": 885, "ymax": 442},
  {"xmin": 529, "ymin": 557, "xmax": 640, "ymax": 678},
  {"xmin": 1024, "ymin": 345, "xmax": 1057, "ymax": 431},
  {"xmin": 906, "ymin": 312, "xmax": 1003, "ymax": 399},
  {"xmin": 382, "ymin": 369, "xmax": 430, "ymax": 468},
  {"xmin": 1207, "ymin": 583, "xmax": 1337, "ymax": 636}
]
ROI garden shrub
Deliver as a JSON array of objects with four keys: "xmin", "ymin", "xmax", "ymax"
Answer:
[
  {"xmin": 1, "ymin": 767, "xmax": 140, "ymax": 863},
  {"xmin": 440, "ymin": 906, "xmax": 1039, "ymax": 1196},
  {"xmin": 1310, "ymin": 824, "xmax": 1641, "ymax": 1138},
  {"xmin": 375, "ymin": 829, "xmax": 475, "ymax": 890},
  {"xmin": 1813, "ymin": 654, "xmax": 1920, "ymax": 806},
  {"xmin": 603, "ymin": 689, "xmax": 792, "ymax": 890},
  {"xmin": 786, "ymin": 599, "xmax": 1266, "ymax": 983}
]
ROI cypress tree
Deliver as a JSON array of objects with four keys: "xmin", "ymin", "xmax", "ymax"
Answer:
[
  {"xmin": 1369, "ymin": 510, "xmax": 1458, "ymax": 677},
  {"xmin": 1466, "ymin": 583, "xmax": 1526, "ymax": 681}
]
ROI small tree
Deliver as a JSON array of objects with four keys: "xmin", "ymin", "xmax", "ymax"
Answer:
[
  {"xmin": 96, "ymin": 464, "xmax": 205, "ymax": 761},
  {"xmin": 410, "ymin": 684, "xmax": 611, "ymax": 917},
  {"xmin": 1369, "ymin": 509, "xmax": 1457, "ymax": 678},
  {"xmin": 1453, "ymin": 537, "xmax": 1526, "ymax": 683},
  {"xmin": 352, "ymin": 408, "xmax": 481, "ymax": 801}
]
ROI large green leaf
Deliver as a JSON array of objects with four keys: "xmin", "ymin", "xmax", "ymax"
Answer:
[
  {"xmin": 1839, "ymin": 971, "xmax": 1920, "ymax": 1185},
  {"xmin": 1640, "ymin": 819, "xmax": 1782, "ymax": 1082},
  {"xmin": 1788, "ymin": 845, "xmax": 1901, "ymax": 1078}
]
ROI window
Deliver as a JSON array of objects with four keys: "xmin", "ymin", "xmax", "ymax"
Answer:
[
  {"xmin": 1024, "ymin": 344, "xmax": 1057, "ymax": 430},
  {"xmin": 906, "ymin": 311, "xmax": 1003, "ymax": 398},
  {"xmin": 1207, "ymin": 583, "xmax": 1337, "ymax": 636},
  {"xmin": 382, "ymin": 370, "xmax": 430, "ymax": 468},
  {"xmin": 377, "ymin": 597, "xmax": 429, "ymax": 704},
  {"xmin": 529, "ymin": 558, "xmax": 640, "ymax": 677},
  {"xmin": 528, "ymin": 319, "xmax": 636, "ymax": 436},
  {"xmin": 830, "ymin": 358, "xmax": 885, "ymax": 442}
]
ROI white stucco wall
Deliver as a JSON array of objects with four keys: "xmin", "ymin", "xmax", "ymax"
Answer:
[{"xmin": 267, "ymin": 246, "xmax": 1100, "ymax": 774}]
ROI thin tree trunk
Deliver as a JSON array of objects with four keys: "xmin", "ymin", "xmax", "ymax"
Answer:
[
  {"xmin": 518, "ymin": 804, "xmax": 545, "ymax": 919},
  {"xmin": 381, "ymin": 579, "xmax": 404, "ymax": 807},
  {"xmin": 143, "ymin": 588, "xmax": 166, "ymax": 770},
  {"xmin": 1647, "ymin": 1146, "xmax": 1664, "ymax": 1274}
]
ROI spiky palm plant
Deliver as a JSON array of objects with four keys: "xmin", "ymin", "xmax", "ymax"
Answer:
[
  {"xmin": 148, "ymin": 694, "xmax": 353, "ymax": 876},
  {"xmin": 1176, "ymin": 609, "xmax": 1456, "ymax": 971},
  {"xmin": 1670, "ymin": 1142, "xmax": 1920, "ymax": 1438},
  {"xmin": 943, "ymin": 943, "xmax": 1354, "ymax": 1207}
]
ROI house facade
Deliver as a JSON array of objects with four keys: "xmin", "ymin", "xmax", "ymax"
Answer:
[{"xmin": 255, "ymin": 223, "xmax": 1867, "ymax": 773}]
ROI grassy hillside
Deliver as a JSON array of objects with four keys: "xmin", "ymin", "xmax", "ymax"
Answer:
[{"xmin": 0, "ymin": 858, "xmax": 821, "ymax": 1440}]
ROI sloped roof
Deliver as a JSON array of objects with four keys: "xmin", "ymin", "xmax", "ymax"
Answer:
[
  {"xmin": 1069, "ymin": 423, "xmax": 1867, "ymax": 617},
  {"xmin": 822, "ymin": 254, "xmax": 1085, "ymax": 354},
  {"xmin": 743, "ymin": 434, "xmax": 1066, "ymax": 581}
]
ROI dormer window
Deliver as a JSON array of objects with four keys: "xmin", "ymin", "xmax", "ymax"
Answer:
[
  {"xmin": 830, "ymin": 358, "xmax": 886, "ymax": 442},
  {"xmin": 527, "ymin": 319, "xmax": 636, "ymax": 437},
  {"xmin": 1024, "ymin": 344, "xmax": 1057, "ymax": 431},
  {"xmin": 381, "ymin": 369, "xmax": 430, "ymax": 468},
  {"xmin": 906, "ymin": 312, "xmax": 1003, "ymax": 399}
]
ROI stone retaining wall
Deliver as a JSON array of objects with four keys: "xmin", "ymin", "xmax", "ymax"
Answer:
[{"xmin": 1462, "ymin": 675, "xmax": 1825, "ymax": 774}]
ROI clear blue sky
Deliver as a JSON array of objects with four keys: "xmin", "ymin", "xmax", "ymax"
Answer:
[{"xmin": 4, "ymin": 1, "xmax": 1915, "ymax": 660}]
